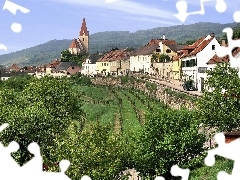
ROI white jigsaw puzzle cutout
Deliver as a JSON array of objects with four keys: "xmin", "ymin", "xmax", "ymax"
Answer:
[
  {"xmin": 174, "ymin": 0, "xmax": 240, "ymax": 23},
  {"xmin": 215, "ymin": 27, "xmax": 240, "ymax": 62},
  {"xmin": 0, "ymin": 0, "xmax": 30, "ymax": 51},
  {"xmin": 0, "ymin": 123, "xmax": 92, "ymax": 180},
  {"xmin": 205, "ymin": 133, "xmax": 240, "ymax": 180}
]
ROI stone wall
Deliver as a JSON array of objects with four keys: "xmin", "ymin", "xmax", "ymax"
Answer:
[{"xmin": 91, "ymin": 77, "xmax": 198, "ymax": 110}]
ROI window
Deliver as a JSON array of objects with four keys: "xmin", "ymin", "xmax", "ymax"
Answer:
[
  {"xmin": 212, "ymin": 45, "xmax": 215, "ymax": 50},
  {"xmin": 104, "ymin": 63, "xmax": 106, "ymax": 66},
  {"xmin": 83, "ymin": 38, "xmax": 84, "ymax": 41},
  {"xmin": 156, "ymin": 49, "xmax": 161, "ymax": 52},
  {"xmin": 166, "ymin": 49, "xmax": 171, "ymax": 53}
]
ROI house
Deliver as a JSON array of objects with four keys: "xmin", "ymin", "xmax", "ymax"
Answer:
[
  {"xmin": 206, "ymin": 54, "xmax": 229, "ymax": 71},
  {"xmin": 180, "ymin": 33, "xmax": 221, "ymax": 91},
  {"xmin": 55, "ymin": 62, "xmax": 81, "ymax": 75},
  {"xmin": 224, "ymin": 131, "xmax": 240, "ymax": 143},
  {"xmin": 46, "ymin": 59, "xmax": 61, "ymax": 74},
  {"xmin": 69, "ymin": 18, "xmax": 89, "ymax": 54},
  {"xmin": 6, "ymin": 63, "xmax": 20, "ymax": 72},
  {"xmin": 81, "ymin": 54, "xmax": 101, "ymax": 76},
  {"xmin": 130, "ymin": 37, "xmax": 179, "ymax": 76},
  {"xmin": 172, "ymin": 55, "xmax": 182, "ymax": 80},
  {"xmin": 130, "ymin": 43, "xmax": 158, "ymax": 74},
  {"xmin": 20, "ymin": 66, "xmax": 39, "ymax": 75},
  {"xmin": 96, "ymin": 48, "xmax": 130, "ymax": 76},
  {"xmin": 1, "ymin": 71, "xmax": 27, "ymax": 81}
]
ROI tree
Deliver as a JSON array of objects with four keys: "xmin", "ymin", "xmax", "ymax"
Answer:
[
  {"xmin": 151, "ymin": 54, "xmax": 171, "ymax": 63},
  {"xmin": 49, "ymin": 120, "xmax": 131, "ymax": 179},
  {"xmin": 197, "ymin": 62, "xmax": 240, "ymax": 132},
  {"xmin": 134, "ymin": 108, "xmax": 205, "ymax": 179},
  {"xmin": 185, "ymin": 39, "xmax": 196, "ymax": 45},
  {"xmin": 2, "ymin": 74, "xmax": 34, "ymax": 92},
  {"xmin": 221, "ymin": 23, "xmax": 240, "ymax": 43},
  {"xmin": 61, "ymin": 49, "xmax": 89, "ymax": 67},
  {"xmin": 0, "ymin": 76, "xmax": 84, "ymax": 166},
  {"xmin": 61, "ymin": 49, "xmax": 72, "ymax": 62}
]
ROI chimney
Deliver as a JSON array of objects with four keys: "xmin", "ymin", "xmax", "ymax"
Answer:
[
  {"xmin": 221, "ymin": 39, "xmax": 226, "ymax": 47},
  {"xmin": 211, "ymin": 33, "xmax": 215, "ymax": 37},
  {"xmin": 162, "ymin": 34, "xmax": 165, "ymax": 40}
]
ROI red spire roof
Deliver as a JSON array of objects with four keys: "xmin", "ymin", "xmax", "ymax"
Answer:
[{"xmin": 79, "ymin": 18, "xmax": 88, "ymax": 36}]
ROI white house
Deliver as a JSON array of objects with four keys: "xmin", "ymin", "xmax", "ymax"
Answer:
[
  {"xmin": 81, "ymin": 59, "xmax": 96, "ymax": 76},
  {"xmin": 81, "ymin": 54, "xmax": 100, "ymax": 76},
  {"xmin": 180, "ymin": 33, "xmax": 221, "ymax": 92},
  {"xmin": 130, "ymin": 44, "xmax": 158, "ymax": 74}
]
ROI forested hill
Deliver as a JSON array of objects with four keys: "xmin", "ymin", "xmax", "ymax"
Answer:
[{"xmin": 0, "ymin": 22, "xmax": 237, "ymax": 67}]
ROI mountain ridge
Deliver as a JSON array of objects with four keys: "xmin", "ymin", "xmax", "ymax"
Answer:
[{"xmin": 0, "ymin": 22, "xmax": 237, "ymax": 67}]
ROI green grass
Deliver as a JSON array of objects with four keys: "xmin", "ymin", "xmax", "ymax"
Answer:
[
  {"xmin": 114, "ymin": 90, "xmax": 142, "ymax": 135},
  {"xmin": 190, "ymin": 157, "xmax": 233, "ymax": 180}
]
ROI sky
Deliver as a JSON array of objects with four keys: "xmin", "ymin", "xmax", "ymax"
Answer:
[{"xmin": 0, "ymin": 0, "xmax": 239, "ymax": 55}]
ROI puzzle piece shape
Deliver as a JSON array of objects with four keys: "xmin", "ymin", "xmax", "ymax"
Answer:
[
  {"xmin": 175, "ymin": 0, "xmax": 227, "ymax": 23},
  {"xmin": 233, "ymin": 11, "xmax": 240, "ymax": 23},
  {"xmin": 215, "ymin": 27, "xmax": 240, "ymax": 66},
  {"xmin": 205, "ymin": 133, "xmax": 240, "ymax": 180},
  {"xmin": 154, "ymin": 165, "xmax": 190, "ymax": 180},
  {"xmin": 2, "ymin": 0, "xmax": 30, "ymax": 15},
  {"xmin": 2, "ymin": 0, "xmax": 30, "ymax": 33},
  {"xmin": 171, "ymin": 165, "xmax": 190, "ymax": 180}
]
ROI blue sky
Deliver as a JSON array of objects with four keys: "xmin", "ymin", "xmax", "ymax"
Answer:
[{"xmin": 0, "ymin": 0, "xmax": 239, "ymax": 55}]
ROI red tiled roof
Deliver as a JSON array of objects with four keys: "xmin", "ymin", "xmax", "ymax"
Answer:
[
  {"xmin": 9, "ymin": 63, "xmax": 20, "ymax": 72},
  {"xmin": 147, "ymin": 39, "xmax": 177, "ymax": 46},
  {"xmin": 97, "ymin": 49, "xmax": 130, "ymax": 62},
  {"xmin": 206, "ymin": 54, "xmax": 229, "ymax": 64},
  {"xmin": 69, "ymin": 39, "xmax": 78, "ymax": 48},
  {"xmin": 79, "ymin": 18, "xmax": 88, "ymax": 36},
  {"xmin": 180, "ymin": 35, "xmax": 214, "ymax": 58},
  {"xmin": 67, "ymin": 66, "xmax": 81, "ymax": 75}
]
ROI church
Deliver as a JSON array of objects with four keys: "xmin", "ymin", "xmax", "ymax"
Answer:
[{"xmin": 68, "ymin": 18, "xmax": 89, "ymax": 54}]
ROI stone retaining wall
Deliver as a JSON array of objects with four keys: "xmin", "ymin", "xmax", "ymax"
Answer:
[{"xmin": 91, "ymin": 77, "xmax": 198, "ymax": 110}]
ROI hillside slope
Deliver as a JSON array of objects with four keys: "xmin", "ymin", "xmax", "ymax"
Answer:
[{"xmin": 0, "ymin": 22, "xmax": 237, "ymax": 67}]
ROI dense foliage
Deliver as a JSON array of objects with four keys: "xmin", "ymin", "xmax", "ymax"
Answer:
[
  {"xmin": 134, "ymin": 109, "xmax": 205, "ymax": 179},
  {"xmin": 0, "ymin": 76, "xmax": 84, "ymax": 166},
  {"xmin": 61, "ymin": 49, "xmax": 89, "ymax": 66},
  {"xmin": 197, "ymin": 62, "xmax": 240, "ymax": 132},
  {"xmin": 0, "ymin": 74, "xmax": 209, "ymax": 179},
  {"xmin": 151, "ymin": 53, "xmax": 171, "ymax": 63}
]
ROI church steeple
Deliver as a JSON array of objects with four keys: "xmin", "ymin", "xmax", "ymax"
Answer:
[
  {"xmin": 78, "ymin": 17, "xmax": 89, "ymax": 53},
  {"xmin": 79, "ymin": 18, "xmax": 88, "ymax": 36}
]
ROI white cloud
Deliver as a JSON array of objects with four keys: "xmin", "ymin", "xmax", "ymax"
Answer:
[{"xmin": 52, "ymin": 0, "xmax": 176, "ymax": 20}]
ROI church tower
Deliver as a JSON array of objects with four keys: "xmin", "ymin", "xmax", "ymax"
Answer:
[
  {"xmin": 68, "ymin": 18, "xmax": 89, "ymax": 55},
  {"xmin": 78, "ymin": 18, "xmax": 89, "ymax": 53}
]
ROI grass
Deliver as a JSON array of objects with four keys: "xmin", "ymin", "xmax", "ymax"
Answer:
[{"xmin": 190, "ymin": 157, "xmax": 233, "ymax": 180}]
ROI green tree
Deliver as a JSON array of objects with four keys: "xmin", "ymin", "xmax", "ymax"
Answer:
[
  {"xmin": 185, "ymin": 39, "xmax": 196, "ymax": 45},
  {"xmin": 197, "ymin": 62, "xmax": 240, "ymax": 132},
  {"xmin": 60, "ymin": 49, "xmax": 89, "ymax": 67},
  {"xmin": 221, "ymin": 23, "xmax": 240, "ymax": 43},
  {"xmin": 0, "ymin": 76, "xmax": 84, "ymax": 165},
  {"xmin": 151, "ymin": 54, "xmax": 171, "ymax": 63},
  {"xmin": 61, "ymin": 49, "xmax": 72, "ymax": 62},
  {"xmin": 49, "ymin": 121, "xmax": 130, "ymax": 179},
  {"xmin": 2, "ymin": 74, "xmax": 34, "ymax": 92},
  {"xmin": 134, "ymin": 108, "xmax": 205, "ymax": 179}
]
